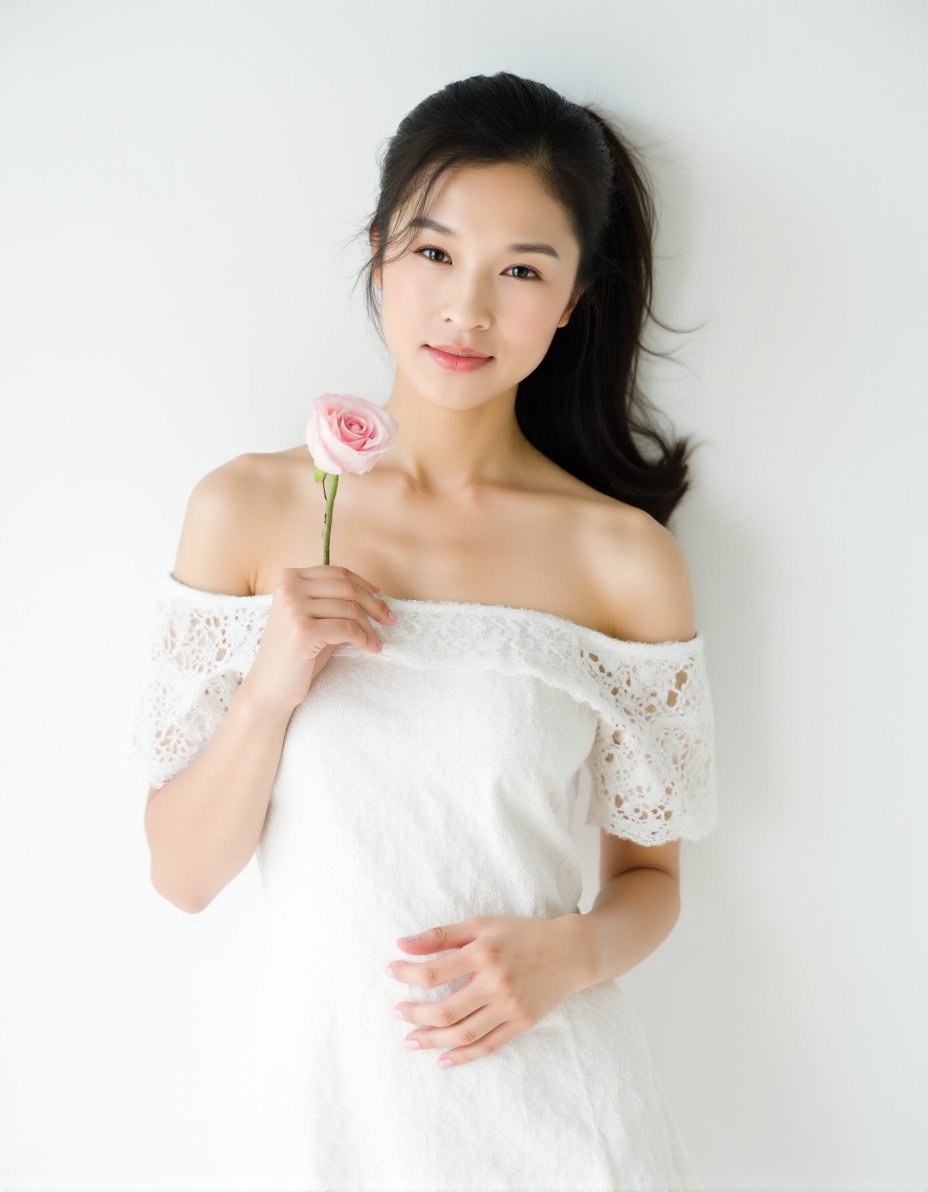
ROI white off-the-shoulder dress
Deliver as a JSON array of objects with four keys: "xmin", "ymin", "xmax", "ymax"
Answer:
[{"xmin": 129, "ymin": 572, "xmax": 719, "ymax": 1192}]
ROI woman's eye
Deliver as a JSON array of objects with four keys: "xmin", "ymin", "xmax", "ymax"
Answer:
[
  {"xmin": 418, "ymin": 246, "xmax": 450, "ymax": 265},
  {"xmin": 415, "ymin": 246, "xmax": 540, "ymax": 281},
  {"xmin": 508, "ymin": 264, "xmax": 540, "ymax": 280}
]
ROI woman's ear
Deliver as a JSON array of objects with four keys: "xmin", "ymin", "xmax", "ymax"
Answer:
[{"xmin": 558, "ymin": 285, "xmax": 586, "ymax": 328}]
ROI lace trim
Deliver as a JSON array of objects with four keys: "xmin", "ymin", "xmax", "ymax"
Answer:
[
  {"xmin": 127, "ymin": 578, "xmax": 272, "ymax": 790},
  {"xmin": 128, "ymin": 573, "xmax": 719, "ymax": 843}
]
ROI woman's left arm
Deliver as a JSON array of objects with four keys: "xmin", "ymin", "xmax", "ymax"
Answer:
[
  {"xmin": 385, "ymin": 864, "xmax": 680, "ymax": 1070},
  {"xmin": 564, "ymin": 860, "xmax": 681, "ymax": 990}
]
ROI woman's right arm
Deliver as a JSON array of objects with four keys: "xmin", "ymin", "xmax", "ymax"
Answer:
[
  {"xmin": 144, "ymin": 677, "xmax": 292, "ymax": 914},
  {"xmin": 142, "ymin": 454, "xmax": 389, "ymax": 913},
  {"xmin": 143, "ymin": 455, "xmax": 287, "ymax": 913}
]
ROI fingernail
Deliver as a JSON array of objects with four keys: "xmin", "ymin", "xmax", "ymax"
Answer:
[
  {"xmin": 397, "ymin": 934, "xmax": 420, "ymax": 943},
  {"xmin": 387, "ymin": 610, "xmax": 398, "ymax": 622},
  {"xmin": 404, "ymin": 1039, "xmax": 421, "ymax": 1050},
  {"xmin": 393, "ymin": 1008, "xmax": 405, "ymax": 1020},
  {"xmin": 437, "ymin": 1058, "xmax": 454, "ymax": 1068}
]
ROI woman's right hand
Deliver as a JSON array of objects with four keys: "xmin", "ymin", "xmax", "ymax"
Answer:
[{"xmin": 241, "ymin": 566, "xmax": 394, "ymax": 716}]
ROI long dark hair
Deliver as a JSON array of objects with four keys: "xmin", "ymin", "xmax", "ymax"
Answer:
[{"xmin": 350, "ymin": 71, "xmax": 704, "ymax": 528}]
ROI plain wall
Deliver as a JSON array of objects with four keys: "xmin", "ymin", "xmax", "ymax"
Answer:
[{"xmin": 1, "ymin": 2, "xmax": 926, "ymax": 1189}]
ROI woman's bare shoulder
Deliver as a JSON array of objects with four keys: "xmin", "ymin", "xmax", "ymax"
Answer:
[
  {"xmin": 171, "ymin": 451, "xmax": 288, "ymax": 597},
  {"xmin": 588, "ymin": 501, "xmax": 696, "ymax": 643}
]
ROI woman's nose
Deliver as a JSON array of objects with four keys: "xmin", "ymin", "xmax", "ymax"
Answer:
[{"xmin": 440, "ymin": 278, "xmax": 491, "ymax": 330}]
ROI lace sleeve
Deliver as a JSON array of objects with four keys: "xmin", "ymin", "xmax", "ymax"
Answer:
[
  {"xmin": 581, "ymin": 635, "xmax": 719, "ymax": 844},
  {"xmin": 127, "ymin": 576, "xmax": 270, "ymax": 791}
]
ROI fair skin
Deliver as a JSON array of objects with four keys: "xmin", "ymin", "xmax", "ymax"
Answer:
[
  {"xmin": 243, "ymin": 163, "xmax": 695, "ymax": 1069},
  {"xmin": 371, "ymin": 162, "xmax": 584, "ymax": 498}
]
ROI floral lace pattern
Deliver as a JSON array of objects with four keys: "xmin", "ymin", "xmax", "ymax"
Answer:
[
  {"xmin": 128, "ymin": 579, "xmax": 272, "ymax": 791},
  {"xmin": 128, "ymin": 574, "xmax": 718, "ymax": 843},
  {"xmin": 579, "ymin": 640, "xmax": 717, "ymax": 843}
]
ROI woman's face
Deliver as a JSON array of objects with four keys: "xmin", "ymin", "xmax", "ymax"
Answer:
[{"xmin": 375, "ymin": 164, "xmax": 583, "ymax": 407}]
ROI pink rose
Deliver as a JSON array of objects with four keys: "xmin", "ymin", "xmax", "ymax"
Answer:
[
  {"xmin": 305, "ymin": 393, "xmax": 398, "ymax": 565},
  {"xmin": 306, "ymin": 393, "xmax": 398, "ymax": 476}
]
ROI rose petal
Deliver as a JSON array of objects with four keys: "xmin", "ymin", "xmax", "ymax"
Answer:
[{"xmin": 306, "ymin": 393, "xmax": 399, "ymax": 475}]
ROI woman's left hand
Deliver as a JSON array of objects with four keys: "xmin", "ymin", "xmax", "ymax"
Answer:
[{"xmin": 385, "ymin": 913, "xmax": 591, "ymax": 1069}]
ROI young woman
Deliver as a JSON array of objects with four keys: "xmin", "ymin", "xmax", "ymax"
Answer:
[{"xmin": 131, "ymin": 71, "xmax": 718, "ymax": 1191}]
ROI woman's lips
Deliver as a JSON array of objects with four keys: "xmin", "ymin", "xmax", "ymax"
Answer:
[{"xmin": 424, "ymin": 346, "xmax": 494, "ymax": 372}]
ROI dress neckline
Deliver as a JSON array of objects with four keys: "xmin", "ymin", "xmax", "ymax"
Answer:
[
  {"xmin": 378, "ymin": 592, "xmax": 700, "ymax": 652},
  {"xmin": 162, "ymin": 572, "xmax": 701, "ymax": 654}
]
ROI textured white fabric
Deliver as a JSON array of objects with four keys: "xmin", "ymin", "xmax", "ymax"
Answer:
[{"xmin": 129, "ymin": 573, "xmax": 719, "ymax": 1191}]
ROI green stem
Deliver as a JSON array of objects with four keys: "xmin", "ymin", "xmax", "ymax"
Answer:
[{"xmin": 322, "ymin": 472, "xmax": 339, "ymax": 566}]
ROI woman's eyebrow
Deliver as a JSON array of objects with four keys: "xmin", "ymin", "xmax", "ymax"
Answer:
[{"xmin": 408, "ymin": 216, "xmax": 560, "ymax": 260}]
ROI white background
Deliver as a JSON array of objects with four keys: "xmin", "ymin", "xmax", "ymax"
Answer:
[{"xmin": 1, "ymin": 2, "xmax": 926, "ymax": 1190}]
